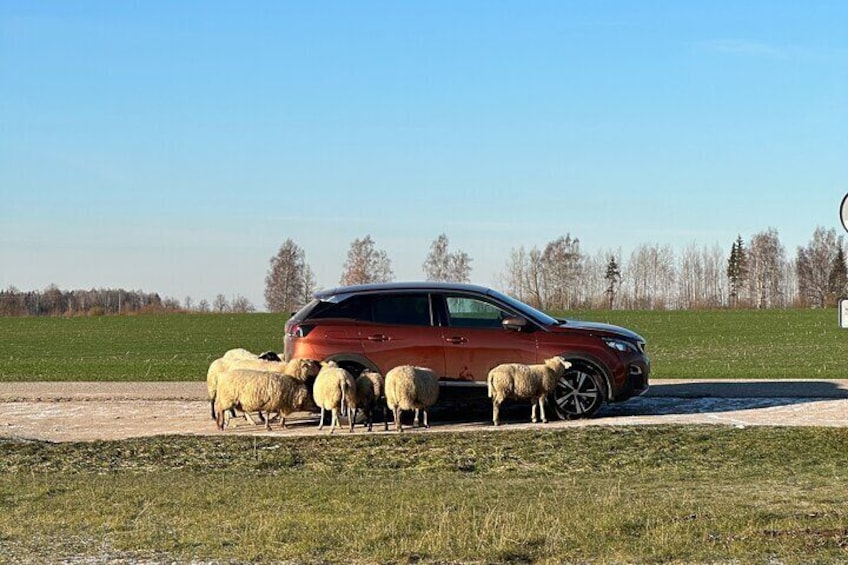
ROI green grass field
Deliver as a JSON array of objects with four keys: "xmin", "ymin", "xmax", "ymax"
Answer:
[
  {"xmin": 1, "ymin": 309, "xmax": 845, "ymax": 381},
  {"xmin": 2, "ymin": 426, "xmax": 847, "ymax": 563}
]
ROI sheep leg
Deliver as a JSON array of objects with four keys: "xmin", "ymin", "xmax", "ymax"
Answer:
[
  {"xmin": 210, "ymin": 399, "xmax": 216, "ymax": 420},
  {"xmin": 422, "ymin": 409, "xmax": 429, "ymax": 429},
  {"xmin": 412, "ymin": 409, "xmax": 420, "ymax": 428},
  {"xmin": 279, "ymin": 416, "xmax": 287, "ymax": 429},
  {"xmin": 349, "ymin": 409, "xmax": 356, "ymax": 433},
  {"xmin": 382, "ymin": 403, "xmax": 389, "ymax": 432},
  {"xmin": 318, "ymin": 407, "xmax": 326, "ymax": 430},
  {"xmin": 492, "ymin": 400, "xmax": 501, "ymax": 426},
  {"xmin": 393, "ymin": 407, "xmax": 403, "ymax": 433},
  {"xmin": 531, "ymin": 401, "xmax": 539, "ymax": 423},
  {"xmin": 216, "ymin": 406, "xmax": 225, "ymax": 431},
  {"xmin": 330, "ymin": 409, "xmax": 339, "ymax": 434},
  {"xmin": 539, "ymin": 397, "xmax": 548, "ymax": 423}
]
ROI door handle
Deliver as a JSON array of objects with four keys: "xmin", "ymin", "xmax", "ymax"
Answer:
[
  {"xmin": 367, "ymin": 334, "xmax": 389, "ymax": 342},
  {"xmin": 445, "ymin": 336, "xmax": 468, "ymax": 344}
]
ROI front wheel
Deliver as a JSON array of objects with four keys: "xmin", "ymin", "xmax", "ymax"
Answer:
[{"xmin": 550, "ymin": 362, "xmax": 605, "ymax": 420}]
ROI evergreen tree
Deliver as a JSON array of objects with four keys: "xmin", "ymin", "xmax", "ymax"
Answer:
[
  {"xmin": 727, "ymin": 235, "xmax": 747, "ymax": 307},
  {"xmin": 604, "ymin": 256, "xmax": 621, "ymax": 309},
  {"xmin": 828, "ymin": 245, "xmax": 848, "ymax": 303}
]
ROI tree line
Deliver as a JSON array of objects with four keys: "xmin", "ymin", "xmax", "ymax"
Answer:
[
  {"xmin": 0, "ymin": 285, "xmax": 257, "ymax": 317},
  {"xmin": 4, "ymin": 226, "xmax": 845, "ymax": 317},
  {"xmin": 266, "ymin": 227, "xmax": 848, "ymax": 313}
]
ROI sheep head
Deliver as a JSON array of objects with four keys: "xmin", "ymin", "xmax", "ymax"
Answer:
[{"xmin": 545, "ymin": 357, "xmax": 572, "ymax": 375}]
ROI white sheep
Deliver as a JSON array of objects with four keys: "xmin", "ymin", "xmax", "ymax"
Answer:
[
  {"xmin": 214, "ymin": 368, "xmax": 310, "ymax": 431},
  {"xmin": 384, "ymin": 365, "xmax": 440, "ymax": 432},
  {"xmin": 486, "ymin": 357, "xmax": 572, "ymax": 426},
  {"xmin": 222, "ymin": 348, "xmax": 259, "ymax": 361},
  {"xmin": 351, "ymin": 370, "xmax": 387, "ymax": 432},
  {"xmin": 208, "ymin": 351, "xmax": 319, "ymax": 425},
  {"xmin": 228, "ymin": 357, "xmax": 321, "ymax": 423},
  {"xmin": 207, "ymin": 356, "xmax": 241, "ymax": 421},
  {"xmin": 312, "ymin": 363, "xmax": 356, "ymax": 433},
  {"xmin": 208, "ymin": 348, "xmax": 261, "ymax": 422}
]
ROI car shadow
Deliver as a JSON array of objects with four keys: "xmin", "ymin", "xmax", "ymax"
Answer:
[
  {"xmin": 429, "ymin": 380, "xmax": 848, "ymax": 424},
  {"xmin": 598, "ymin": 380, "xmax": 848, "ymax": 418}
]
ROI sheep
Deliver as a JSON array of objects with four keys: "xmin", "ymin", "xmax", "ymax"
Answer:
[
  {"xmin": 207, "ymin": 356, "xmax": 241, "ymax": 421},
  {"xmin": 207, "ymin": 350, "xmax": 319, "ymax": 424},
  {"xmin": 214, "ymin": 368, "xmax": 310, "ymax": 431},
  {"xmin": 384, "ymin": 365, "xmax": 440, "ymax": 432},
  {"xmin": 267, "ymin": 358, "xmax": 321, "ymax": 422},
  {"xmin": 312, "ymin": 362, "xmax": 356, "ymax": 433},
  {"xmin": 350, "ymin": 370, "xmax": 387, "ymax": 432},
  {"xmin": 227, "ymin": 357, "xmax": 321, "ymax": 423},
  {"xmin": 486, "ymin": 357, "xmax": 572, "ymax": 426},
  {"xmin": 223, "ymin": 348, "xmax": 259, "ymax": 361}
]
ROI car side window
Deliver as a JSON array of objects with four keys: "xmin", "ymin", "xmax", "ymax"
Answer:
[
  {"xmin": 370, "ymin": 294, "xmax": 432, "ymax": 326},
  {"xmin": 446, "ymin": 296, "xmax": 508, "ymax": 329}
]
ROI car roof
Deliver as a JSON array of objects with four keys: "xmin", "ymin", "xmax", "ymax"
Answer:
[{"xmin": 313, "ymin": 281, "xmax": 494, "ymax": 300}]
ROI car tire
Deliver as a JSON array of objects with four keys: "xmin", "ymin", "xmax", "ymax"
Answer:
[{"xmin": 550, "ymin": 361, "xmax": 605, "ymax": 420}]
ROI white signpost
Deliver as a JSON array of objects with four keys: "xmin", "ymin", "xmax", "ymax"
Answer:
[{"xmin": 841, "ymin": 298, "xmax": 848, "ymax": 329}]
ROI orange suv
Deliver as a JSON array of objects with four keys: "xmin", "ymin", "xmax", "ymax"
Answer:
[{"xmin": 284, "ymin": 282, "xmax": 649, "ymax": 419}]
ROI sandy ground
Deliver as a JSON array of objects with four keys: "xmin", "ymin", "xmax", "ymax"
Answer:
[{"xmin": 2, "ymin": 379, "xmax": 848, "ymax": 442}]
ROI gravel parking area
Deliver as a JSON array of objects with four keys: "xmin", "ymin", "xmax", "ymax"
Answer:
[{"xmin": 2, "ymin": 379, "xmax": 848, "ymax": 442}]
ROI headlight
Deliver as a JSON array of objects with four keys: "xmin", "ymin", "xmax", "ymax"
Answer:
[{"xmin": 603, "ymin": 338, "xmax": 638, "ymax": 353}]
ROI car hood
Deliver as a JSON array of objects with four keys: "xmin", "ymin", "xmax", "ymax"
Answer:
[{"xmin": 554, "ymin": 319, "xmax": 645, "ymax": 343}]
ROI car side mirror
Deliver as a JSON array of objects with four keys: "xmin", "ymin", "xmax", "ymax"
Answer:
[{"xmin": 502, "ymin": 316, "xmax": 528, "ymax": 332}]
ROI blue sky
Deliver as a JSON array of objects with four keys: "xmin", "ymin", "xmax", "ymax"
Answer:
[{"xmin": 1, "ymin": 1, "xmax": 846, "ymax": 308}]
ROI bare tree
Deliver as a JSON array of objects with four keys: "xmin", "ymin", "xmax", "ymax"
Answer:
[
  {"xmin": 541, "ymin": 234, "xmax": 583, "ymax": 310},
  {"xmin": 213, "ymin": 294, "xmax": 229, "ymax": 313},
  {"xmin": 265, "ymin": 239, "xmax": 316, "ymax": 313},
  {"xmin": 501, "ymin": 247, "xmax": 528, "ymax": 302},
  {"xmin": 796, "ymin": 226, "xmax": 843, "ymax": 308},
  {"xmin": 423, "ymin": 234, "xmax": 473, "ymax": 283},
  {"xmin": 340, "ymin": 235, "xmax": 394, "ymax": 286},
  {"xmin": 624, "ymin": 244, "xmax": 676, "ymax": 310},
  {"xmin": 748, "ymin": 228, "xmax": 787, "ymax": 308},
  {"xmin": 197, "ymin": 299, "xmax": 211, "ymax": 313},
  {"xmin": 231, "ymin": 295, "xmax": 256, "ymax": 313},
  {"xmin": 184, "ymin": 296, "xmax": 193, "ymax": 311}
]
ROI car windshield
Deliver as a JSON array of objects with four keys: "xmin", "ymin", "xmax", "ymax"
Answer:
[{"xmin": 486, "ymin": 289, "xmax": 559, "ymax": 326}]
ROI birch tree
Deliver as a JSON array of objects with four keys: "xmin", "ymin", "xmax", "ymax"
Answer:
[
  {"xmin": 340, "ymin": 235, "xmax": 394, "ymax": 286},
  {"xmin": 264, "ymin": 239, "xmax": 315, "ymax": 313}
]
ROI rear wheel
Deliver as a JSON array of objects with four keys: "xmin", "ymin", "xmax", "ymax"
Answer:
[{"xmin": 551, "ymin": 362, "xmax": 605, "ymax": 420}]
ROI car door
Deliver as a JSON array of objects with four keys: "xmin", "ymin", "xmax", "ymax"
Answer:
[
  {"xmin": 357, "ymin": 292, "xmax": 447, "ymax": 376},
  {"xmin": 438, "ymin": 294, "xmax": 538, "ymax": 383}
]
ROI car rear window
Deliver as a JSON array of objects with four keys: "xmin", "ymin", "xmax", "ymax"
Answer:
[{"xmin": 306, "ymin": 295, "xmax": 369, "ymax": 320}]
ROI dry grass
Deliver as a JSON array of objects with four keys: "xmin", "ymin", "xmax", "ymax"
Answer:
[{"xmin": 2, "ymin": 426, "xmax": 848, "ymax": 563}]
